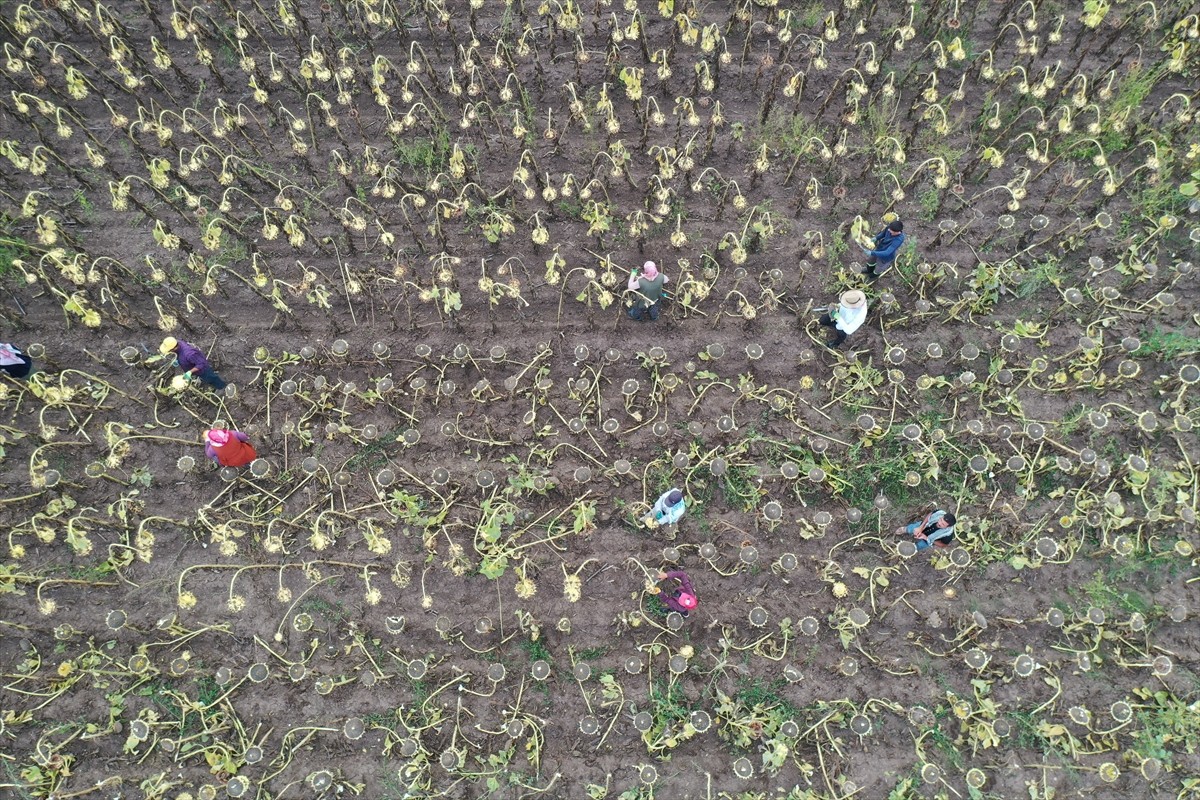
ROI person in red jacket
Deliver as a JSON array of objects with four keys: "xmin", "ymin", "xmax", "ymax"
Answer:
[{"xmin": 204, "ymin": 428, "xmax": 257, "ymax": 468}]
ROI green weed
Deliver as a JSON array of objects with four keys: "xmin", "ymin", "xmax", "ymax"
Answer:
[
  {"xmin": 519, "ymin": 637, "xmax": 552, "ymax": 663},
  {"xmin": 575, "ymin": 646, "xmax": 609, "ymax": 661},
  {"xmin": 917, "ymin": 186, "xmax": 940, "ymax": 221},
  {"xmin": 1133, "ymin": 328, "xmax": 1200, "ymax": 360},
  {"xmin": 299, "ymin": 597, "xmax": 348, "ymax": 622},
  {"xmin": 758, "ymin": 107, "xmax": 826, "ymax": 159},
  {"xmin": 393, "ymin": 129, "xmax": 451, "ymax": 176},
  {"xmin": 1015, "ymin": 255, "xmax": 1062, "ymax": 299},
  {"xmin": 0, "ymin": 222, "xmax": 33, "ymax": 278},
  {"xmin": 1075, "ymin": 570, "xmax": 1151, "ymax": 615}
]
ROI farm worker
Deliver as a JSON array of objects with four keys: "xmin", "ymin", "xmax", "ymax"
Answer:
[
  {"xmin": 860, "ymin": 219, "xmax": 906, "ymax": 282},
  {"xmin": 0, "ymin": 343, "xmax": 33, "ymax": 379},
  {"xmin": 204, "ymin": 428, "xmax": 257, "ymax": 468},
  {"xmin": 646, "ymin": 488, "xmax": 686, "ymax": 527},
  {"xmin": 627, "ymin": 260, "xmax": 669, "ymax": 321},
  {"xmin": 895, "ymin": 509, "xmax": 957, "ymax": 551},
  {"xmin": 160, "ymin": 337, "xmax": 228, "ymax": 390},
  {"xmin": 655, "ymin": 570, "xmax": 698, "ymax": 617},
  {"xmin": 818, "ymin": 290, "xmax": 868, "ymax": 349}
]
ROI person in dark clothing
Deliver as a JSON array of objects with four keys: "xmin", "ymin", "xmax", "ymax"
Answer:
[
  {"xmin": 0, "ymin": 343, "xmax": 33, "ymax": 379},
  {"xmin": 160, "ymin": 337, "xmax": 227, "ymax": 390},
  {"xmin": 860, "ymin": 220, "xmax": 906, "ymax": 282},
  {"xmin": 655, "ymin": 570, "xmax": 698, "ymax": 616},
  {"xmin": 627, "ymin": 261, "xmax": 669, "ymax": 321}
]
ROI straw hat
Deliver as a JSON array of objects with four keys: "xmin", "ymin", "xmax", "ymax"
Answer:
[
  {"xmin": 205, "ymin": 429, "xmax": 231, "ymax": 446},
  {"xmin": 840, "ymin": 290, "xmax": 866, "ymax": 309},
  {"xmin": 159, "ymin": 337, "xmax": 179, "ymax": 355}
]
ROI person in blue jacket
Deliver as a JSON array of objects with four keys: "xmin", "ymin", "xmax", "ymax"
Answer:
[{"xmin": 860, "ymin": 220, "xmax": 906, "ymax": 282}]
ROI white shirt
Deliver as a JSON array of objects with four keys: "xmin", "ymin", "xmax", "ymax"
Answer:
[
  {"xmin": 834, "ymin": 303, "xmax": 867, "ymax": 335},
  {"xmin": 0, "ymin": 344, "xmax": 24, "ymax": 366}
]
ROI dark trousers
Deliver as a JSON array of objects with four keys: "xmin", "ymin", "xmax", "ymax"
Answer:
[
  {"xmin": 197, "ymin": 366, "xmax": 227, "ymax": 390},
  {"xmin": 864, "ymin": 256, "xmax": 894, "ymax": 277},
  {"xmin": 629, "ymin": 301, "xmax": 661, "ymax": 321},
  {"xmin": 0, "ymin": 354, "xmax": 33, "ymax": 379},
  {"xmin": 819, "ymin": 314, "xmax": 847, "ymax": 346}
]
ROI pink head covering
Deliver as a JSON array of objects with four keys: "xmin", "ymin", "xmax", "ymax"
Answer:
[
  {"xmin": 206, "ymin": 429, "xmax": 231, "ymax": 446},
  {"xmin": 678, "ymin": 592, "xmax": 698, "ymax": 609},
  {"xmin": 642, "ymin": 261, "xmax": 658, "ymax": 279}
]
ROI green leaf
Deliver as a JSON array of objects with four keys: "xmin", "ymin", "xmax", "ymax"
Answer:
[{"xmin": 479, "ymin": 555, "xmax": 508, "ymax": 580}]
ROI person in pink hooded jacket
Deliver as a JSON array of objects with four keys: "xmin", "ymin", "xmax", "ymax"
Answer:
[
  {"xmin": 627, "ymin": 261, "xmax": 669, "ymax": 321},
  {"xmin": 204, "ymin": 428, "xmax": 257, "ymax": 468}
]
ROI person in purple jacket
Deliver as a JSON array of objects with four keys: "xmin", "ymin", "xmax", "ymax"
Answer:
[
  {"xmin": 655, "ymin": 570, "xmax": 698, "ymax": 617},
  {"xmin": 860, "ymin": 220, "xmax": 906, "ymax": 282},
  {"xmin": 160, "ymin": 337, "xmax": 227, "ymax": 390}
]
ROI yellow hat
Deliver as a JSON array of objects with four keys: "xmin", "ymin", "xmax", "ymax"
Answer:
[{"xmin": 159, "ymin": 337, "xmax": 178, "ymax": 355}]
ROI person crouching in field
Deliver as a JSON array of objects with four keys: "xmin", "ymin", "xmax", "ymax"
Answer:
[
  {"xmin": 627, "ymin": 261, "xmax": 669, "ymax": 321},
  {"xmin": 655, "ymin": 570, "xmax": 698, "ymax": 617},
  {"xmin": 204, "ymin": 428, "xmax": 257, "ymax": 468},
  {"xmin": 896, "ymin": 509, "xmax": 957, "ymax": 551},
  {"xmin": 644, "ymin": 488, "xmax": 686, "ymax": 528},
  {"xmin": 161, "ymin": 337, "xmax": 228, "ymax": 390},
  {"xmin": 818, "ymin": 290, "xmax": 868, "ymax": 349}
]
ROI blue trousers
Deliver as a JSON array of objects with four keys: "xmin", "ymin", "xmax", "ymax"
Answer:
[
  {"xmin": 906, "ymin": 521, "xmax": 933, "ymax": 551},
  {"xmin": 177, "ymin": 359, "xmax": 227, "ymax": 390}
]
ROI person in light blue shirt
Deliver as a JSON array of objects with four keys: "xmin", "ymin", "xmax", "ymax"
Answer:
[
  {"xmin": 648, "ymin": 488, "xmax": 686, "ymax": 526},
  {"xmin": 896, "ymin": 509, "xmax": 957, "ymax": 551}
]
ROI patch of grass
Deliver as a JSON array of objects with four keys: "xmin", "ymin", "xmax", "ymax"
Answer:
[
  {"xmin": 393, "ymin": 129, "xmax": 451, "ymax": 177},
  {"xmin": 299, "ymin": 597, "xmax": 348, "ymax": 622},
  {"xmin": 758, "ymin": 107, "xmax": 826, "ymax": 159},
  {"xmin": 1075, "ymin": 570, "xmax": 1152, "ymax": 616},
  {"xmin": 1008, "ymin": 709, "xmax": 1054, "ymax": 753},
  {"xmin": 195, "ymin": 675, "xmax": 221, "ymax": 706},
  {"xmin": 719, "ymin": 462, "xmax": 761, "ymax": 512},
  {"xmin": 795, "ymin": 1, "xmax": 824, "ymax": 28},
  {"xmin": 575, "ymin": 646, "xmax": 609, "ymax": 661},
  {"xmin": 1132, "ymin": 328, "xmax": 1200, "ymax": 360},
  {"xmin": 926, "ymin": 723, "xmax": 964, "ymax": 770},
  {"xmin": 1057, "ymin": 403, "xmax": 1087, "ymax": 437},
  {"xmin": 917, "ymin": 186, "xmax": 940, "ymax": 221},
  {"xmin": 734, "ymin": 677, "xmax": 798, "ymax": 719},
  {"xmin": 345, "ymin": 426, "xmax": 405, "ymax": 472},
  {"xmin": 519, "ymin": 637, "xmax": 552, "ymax": 663},
  {"xmin": 556, "ymin": 199, "xmax": 584, "ymax": 220},
  {"xmin": 828, "ymin": 229, "xmax": 848, "ymax": 262},
  {"xmin": 0, "ymin": 225, "xmax": 33, "ymax": 278},
  {"xmin": 1131, "ymin": 688, "xmax": 1200, "ymax": 765},
  {"xmin": 1015, "ymin": 255, "xmax": 1062, "ymax": 299},
  {"xmin": 649, "ymin": 678, "xmax": 692, "ymax": 723}
]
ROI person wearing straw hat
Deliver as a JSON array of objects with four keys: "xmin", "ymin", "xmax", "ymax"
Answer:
[
  {"xmin": 818, "ymin": 290, "xmax": 868, "ymax": 348},
  {"xmin": 645, "ymin": 488, "xmax": 686, "ymax": 528},
  {"xmin": 860, "ymin": 219, "xmax": 905, "ymax": 282},
  {"xmin": 160, "ymin": 337, "xmax": 227, "ymax": 390},
  {"xmin": 204, "ymin": 428, "xmax": 257, "ymax": 468},
  {"xmin": 0, "ymin": 343, "xmax": 34, "ymax": 379},
  {"xmin": 655, "ymin": 570, "xmax": 698, "ymax": 617},
  {"xmin": 627, "ymin": 260, "xmax": 669, "ymax": 321}
]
